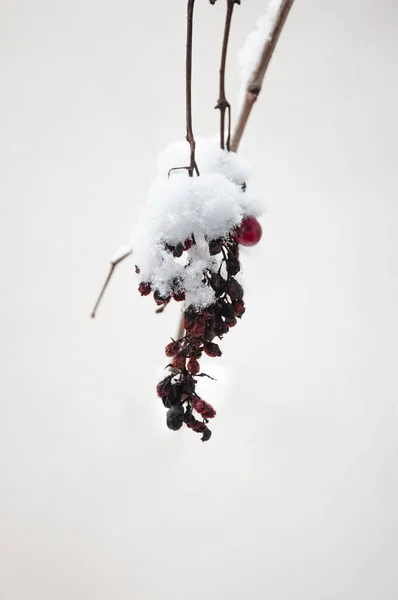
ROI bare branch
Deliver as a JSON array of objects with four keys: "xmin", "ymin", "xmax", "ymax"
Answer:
[
  {"xmin": 90, "ymin": 247, "xmax": 132, "ymax": 318},
  {"xmin": 230, "ymin": 0, "xmax": 295, "ymax": 152}
]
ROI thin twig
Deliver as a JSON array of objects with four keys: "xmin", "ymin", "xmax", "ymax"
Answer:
[
  {"xmin": 186, "ymin": 0, "xmax": 199, "ymax": 176},
  {"xmin": 230, "ymin": 0, "xmax": 295, "ymax": 152},
  {"xmin": 215, "ymin": 0, "xmax": 240, "ymax": 150},
  {"xmin": 90, "ymin": 248, "xmax": 132, "ymax": 318}
]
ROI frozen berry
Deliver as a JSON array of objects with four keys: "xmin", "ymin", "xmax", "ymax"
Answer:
[
  {"xmin": 184, "ymin": 237, "xmax": 193, "ymax": 251},
  {"xmin": 173, "ymin": 243, "xmax": 184, "ymax": 258},
  {"xmin": 138, "ymin": 282, "xmax": 151, "ymax": 296},
  {"xmin": 154, "ymin": 290, "xmax": 171, "ymax": 305},
  {"xmin": 208, "ymin": 239, "xmax": 222, "ymax": 255},
  {"xmin": 236, "ymin": 216, "xmax": 262, "ymax": 246},
  {"xmin": 173, "ymin": 290, "xmax": 186, "ymax": 302}
]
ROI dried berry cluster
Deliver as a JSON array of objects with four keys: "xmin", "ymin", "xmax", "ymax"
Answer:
[{"xmin": 139, "ymin": 227, "xmax": 246, "ymax": 441}]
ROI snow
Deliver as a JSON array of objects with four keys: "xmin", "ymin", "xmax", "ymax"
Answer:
[
  {"xmin": 131, "ymin": 139, "xmax": 264, "ymax": 309},
  {"xmin": 238, "ymin": 0, "xmax": 283, "ymax": 107}
]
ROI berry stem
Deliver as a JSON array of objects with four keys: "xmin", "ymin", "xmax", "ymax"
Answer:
[
  {"xmin": 186, "ymin": 0, "xmax": 199, "ymax": 176},
  {"xmin": 215, "ymin": 0, "xmax": 239, "ymax": 150}
]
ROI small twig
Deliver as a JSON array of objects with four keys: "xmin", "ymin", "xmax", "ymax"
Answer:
[
  {"xmin": 90, "ymin": 248, "xmax": 132, "ymax": 318},
  {"xmin": 230, "ymin": 0, "xmax": 295, "ymax": 152},
  {"xmin": 186, "ymin": 0, "xmax": 199, "ymax": 176},
  {"xmin": 215, "ymin": 0, "xmax": 240, "ymax": 150}
]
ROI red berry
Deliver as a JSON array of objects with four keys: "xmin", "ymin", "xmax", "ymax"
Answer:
[
  {"xmin": 203, "ymin": 342, "xmax": 222, "ymax": 357},
  {"xmin": 192, "ymin": 397, "xmax": 216, "ymax": 419},
  {"xmin": 233, "ymin": 300, "xmax": 245, "ymax": 317},
  {"xmin": 172, "ymin": 354, "xmax": 186, "ymax": 370},
  {"xmin": 165, "ymin": 341, "xmax": 180, "ymax": 357},
  {"xmin": 173, "ymin": 290, "xmax": 186, "ymax": 302},
  {"xmin": 236, "ymin": 216, "xmax": 262, "ymax": 246},
  {"xmin": 184, "ymin": 237, "xmax": 193, "ymax": 250},
  {"xmin": 138, "ymin": 282, "xmax": 151, "ymax": 296},
  {"xmin": 187, "ymin": 356, "xmax": 200, "ymax": 375}
]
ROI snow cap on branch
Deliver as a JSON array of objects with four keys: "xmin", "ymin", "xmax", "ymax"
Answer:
[
  {"xmin": 132, "ymin": 139, "xmax": 263, "ymax": 309},
  {"xmin": 238, "ymin": 0, "xmax": 282, "ymax": 105}
]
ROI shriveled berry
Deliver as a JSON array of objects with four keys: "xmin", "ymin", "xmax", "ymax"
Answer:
[
  {"xmin": 208, "ymin": 239, "xmax": 223, "ymax": 255},
  {"xmin": 192, "ymin": 397, "xmax": 216, "ymax": 419},
  {"xmin": 233, "ymin": 300, "xmax": 245, "ymax": 317},
  {"xmin": 138, "ymin": 282, "xmax": 151, "ymax": 296},
  {"xmin": 226, "ymin": 255, "xmax": 240, "ymax": 276},
  {"xmin": 201, "ymin": 428, "xmax": 212, "ymax": 442},
  {"xmin": 187, "ymin": 356, "xmax": 200, "ymax": 375},
  {"xmin": 210, "ymin": 272, "xmax": 226, "ymax": 296},
  {"xmin": 135, "ymin": 265, "xmax": 140, "ymax": 274},
  {"xmin": 227, "ymin": 278, "xmax": 244, "ymax": 302},
  {"xmin": 156, "ymin": 376, "xmax": 172, "ymax": 398},
  {"xmin": 236, "ymin": 216, "xmax": 262, "ymax": 246},
  {"xmin": 166, "ymin": 405, "xmax": 184, "ymax": 431},
  {"xmin": 226, "ymin": 317, "xmax": 237, "ymax": 327},
  {"xmin": 203, "ymin": 342, "xmax": 222, "ymax": 357},
  {"xmin": 172, "ymin": 354, "xmax": 186, "ymax": 370},
  {"xmin": 185, "ymin": 315, "xmax": 206, "ymax": 338},
  {"xmin": 165, "ymin": 341, "xmax": 180, "ymax": 357},
  {"xmin": 221, "ymin": 301, "xmax": 235, "ymax": 321}
]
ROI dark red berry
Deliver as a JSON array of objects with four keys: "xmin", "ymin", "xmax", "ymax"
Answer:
[
  {"xmin": 184, "ymin": 237, "xmax": 193, "ymax": 250},
  {"xmin": 156, "ymin": 376, "xmax": 172, "ymax": 398},
  {"xmin": 138, "ymin": 282, "xmax": 151, "ymax": 296},
  {"xmin": 187, "ymin": 356, "xmax": 200, "ymax": 375},
  {"xmin": 173, "ymin": 290, "xmax": 186, "ymax": 302},
  {"xmin": 226, "ymin": 255, "xmax": 240, "ymax": 276},
  {"xmin": 203, "ymin": 342, "xmax": 222, "ymax": 357},
  {"xmin": 226, "ymin": 317, "xmax": 237, "ymax": 327},
  {"xmin": 210, "ymin": 272, "xmax": 227, "ymax": 296},
  {"xmin": 236, "ymin": 216, "xmax": 262, "ymax": 246},
  {"xmin": 165, "ymin": 341, "xmax": 180, "ymax": 357},
  {"xmin": 172, "ymin": 354, "xmax": 186, "ymax": 370},
  {"xmin": 192, "ymin": 397, "xmax": 216, "ymax": 419},
  {"xmin": 233, "ymin": 300, "xmax": 245, "ymax": 317},
  {"xmin": 227, "ymin": 278, "xmax": 244, "ymax": 302}
]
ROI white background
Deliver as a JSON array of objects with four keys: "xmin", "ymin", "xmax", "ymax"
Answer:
[{"xmin": 1, "ymin": 1, "xmax": 397, "ymax": 598}]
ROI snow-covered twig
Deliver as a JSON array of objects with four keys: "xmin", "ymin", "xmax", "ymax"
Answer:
[{"xmin": 230, "ymin": 0, "xmax": 295, "ymax": 152}]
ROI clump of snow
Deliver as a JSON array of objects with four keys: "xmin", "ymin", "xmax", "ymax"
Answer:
[
  {"xmin": 131, "ymin": 138, "xmax": 264, "ymax": 309},
  {"xmin": 238, "ymin": 0, "xmax": 282, "ymax": 107}
]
